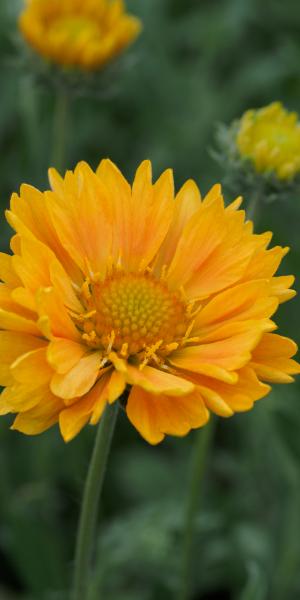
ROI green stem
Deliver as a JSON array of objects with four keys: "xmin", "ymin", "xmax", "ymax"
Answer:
[
  {"xmin": 72, "ymin": 403, "xmax": 119, "ymax": 600},
  {"xmin": 178, "ymin": 419, "xmax": 215, "ymax": 600},
  {"xmin": 19, "ymin": 74, "xmax": 41, "ymax": 175},
  {"xmin": 51, "ymin": 89, "xmax": 69, "ymax": 172},
  {"xmin": 247, "ymin": 189, "xmax": 261, "ymax": 222}
]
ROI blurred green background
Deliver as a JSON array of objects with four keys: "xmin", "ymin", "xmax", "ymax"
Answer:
[{"xmin": 1, "ymin": 0, "xmax": 300, "ymax": 599}]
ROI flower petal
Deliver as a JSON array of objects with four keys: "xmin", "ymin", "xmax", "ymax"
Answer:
[
  {"xmin": 167, "ymin": 193, "xmax": 225, "ymax": 289},
  {"xmin": 154, "ymin": 179, "xmax": 201, "ymax": 272},
  {"xmin": 0, "ymin": 252, "xmax": 21, "ymax": 287},
  {"xmin": 169, "ymin": 329, "xmax": 263, "ymax": 381},
  {"xmin": 250, "ymin": 333, "xmax": 300, "ymax": 383},
  {"xmin": 125, "ymin": 365, "xmax": 195, "ymax": 396},
  {"xmin": 129, "ymin": 161, "xmax": 174, "ymax": 270},
  {"xmin": 96, "ymin": 158, "xmax": 132, "ymax": 266},
  {"xmin": 0, "ymin": 308, "xmax": 40, "ymax": 336},
  {"xmin": 0, "ymin": 331, "xmax": 46, "ymax": 386},
  {"xmin": 194, "ymin": 280, "xmax": 270, "ymax": 331},
  {"xmin": 126, "ymin": 386, "xmax": 209, "ymax": 444},
  {"xmin": 47, "ymin": 339, "xmax": 87, "ymax": 374},
  {"xmin": 47, "ymin": 163, "xmax": 112, "ymax": 278},
  {"xmin": 37, "ymin": 287, "xmax": 80, "ymax": 341},
  {"xmin": 0, "ymin": 383, "xmax": 50, "ymax": 414},
  {"xmin": 50, "ymin": 351, "xmax": 102, "ymax": 400},
  {"xmin": 58, "ymin": 381, "xmax": 107, "ymax": 442},
  {"xmin": 126, "ymin": 386, "xmax": 165, "ymax": 444},
  {"xmin": 89, "ymin": 371, "xmax": 113, "ymax": 425},
  {"xmin": 107, "ymin": 370, "xmax": 126, "ymax": 403},
  {"xmin": 11, "ymin": 347, "xmax": 53, "ymax": 387},
  {"xmin": 11, "ymin": 389, "xmax": 63, "ymax": 435}
]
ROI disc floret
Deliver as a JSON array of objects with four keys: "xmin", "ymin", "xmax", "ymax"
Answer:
[{"xmin": 74, "ymin": 272, "xmax": 190, "ymax": 362}]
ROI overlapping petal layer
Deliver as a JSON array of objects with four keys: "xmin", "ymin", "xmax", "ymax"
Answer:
[{"xmin": 0, "ymin": 159, "xmax": 298, "ymax": 443}]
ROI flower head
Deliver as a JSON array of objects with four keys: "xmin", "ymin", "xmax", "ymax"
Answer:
[
  {"xmin": 237, "ymin": 102, "xmax": 300, "ymax": 180},
  {"xmin": 19, "ymin": 0, "xmax": 141, "ymax": 70},
  {"xmin": 0, "ymin": 160, "xmax": 299, "ymax": 444}
]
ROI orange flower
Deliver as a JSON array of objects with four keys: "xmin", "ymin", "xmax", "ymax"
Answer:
[
  {"xmin": 0, "ymin": 160, "xmax": 299, "ymax": 443},
  {"xmin": 19, "ymin": 0, "xmax": 141, "ymax": 70}
]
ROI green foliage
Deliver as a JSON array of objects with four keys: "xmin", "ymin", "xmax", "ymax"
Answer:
[{"xmin": 1, "ymin": 0, "xmax": 300, "ymax": 599}]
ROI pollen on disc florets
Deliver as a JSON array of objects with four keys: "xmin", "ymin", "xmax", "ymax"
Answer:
[{"xmin": 78, "ymin": 273, "xmax": 188, "ymax": 355}]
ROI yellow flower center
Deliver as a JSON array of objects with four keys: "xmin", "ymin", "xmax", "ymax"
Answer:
[
  {"xmin": 77, "ymin": 273, "xmax": 188, "ymax": 356},
  {"xmin": 50, "ymin": 16, "xmax": 100, "ymax": 43}
]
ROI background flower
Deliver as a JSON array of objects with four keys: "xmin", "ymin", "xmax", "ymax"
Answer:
[
  {"xmin": 19, "ymin": 0, "xmax": 141, "ymax": 70},
  {"xmin": 236, "ymin": 102, "xmax": 300, "ymax": 180}
]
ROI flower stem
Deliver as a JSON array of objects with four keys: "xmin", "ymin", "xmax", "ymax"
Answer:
[
  {"xmin": 247, "ymin": 189, "xmax": 261, "ymax": 222},
  {"xmin": 178, "ymin": 419, "xmax": 215, "ymax": 600},
  {"xmin": 51, "ymin": 89, "xmax": 69, "ymax": 173},
  {"xmin": 19, "ymin": 74, "xmax": 41, "ymax": 178},
  {"xmin": 72, "ymin": 402, "xmax": 119, "ymax": 600}
]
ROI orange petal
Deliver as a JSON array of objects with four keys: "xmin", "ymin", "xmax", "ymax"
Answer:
[
  {"xmin": 126, "ymin": 386, "xmax": 164, "ymax": 444},
  {"xmin": 243, "ymin": 245, "xmax": 289, "ymax": 281},
  {"xmin": 194, "ymin": 280, "xmax": 270, "ymax": 331},
  {"xmin": 0, "ymin": 308, "xmax": 40, "ymax": 336},
  {"xmin": 154, "ymin": 179, "xmax": 201, "ymax": 273},
  {"xmin": 185, "ymin": 230, "xmax": 259, "ymax": 298},
  {"xmin": 125, "ymin": 364, "xmax": 194, "ymax": 396},
  {"xmin": 169, "ymin": 352, "xmax": 237, "ymax": 384},
  {"xmin": 126, "ymin": 386, "xmax": 209, "ymax": 444},
  {"xmin": 47, "ymin": 163, "xmax": 112, "ymax": 278},
  {"xmin": 184, "ymin": 367, "xmax": 270, "ymax": 415},
  {"xmin": 12, "ymin": 236, "xmax": 53, "ymax": 292},
  {"xmin": 11, "ymin": 347, "xmax": 53, "ymax": 387},
  {"xmin": 152, "ymin": 390, "xmax": 209, "ymax": 436},
  {"xmin": 36, "ymin": 287, "xmax": 80, "ymax": 341},
  {"xmin": 0, "ymin": 252, "xmax": 21, "ymax": 287},
  {"xmin": 195, "ymin": 319, "xmax": 275, "ymax": 345},
  {"xmin": 59, "ymin": 387, "xmax": 100, "ymax": 442},
  {"xmin": 9, "ymin": 183, "xmax": 80, "ymax": 283},
  {"xmin": 50, "ymin": 351, "xmax": 102, "ymax": 400},
  {"xmin": 0, "ymin": 382, "xmax": 50, "ymax": 414},
  {"xmin": 129, "ymin": 162, "xmax": 174, "ymax": 270},
  {"xmin": 96, "ymin": 158, "xmax": 132, "ymax": 266},
  {"xmin": 196, "ymin": 385, "xmax": 233, "ymax": 417},
  {"xmin": 47, "ymin": 339, "xmax": 86, "ymax": 374},
  {"xmin": 89, "ymin": 371, "xmax": 113, "ymax": 425},
  {"xmin": 49, "ymin": 259, "xmax": 83, "ymax": 313},
  {"xmin": 11, "ymin": 287, "xmax": 36, "ymax": 312},
  {"xmin": 0, "ymin": 285, "xmax": 36, "ymax": 319},
  {"xmin": 0, "ymin": 331, "xmax": 46, "ymax": 386},
  {"xmin": 270, "ymin": 275, "xmax": 296, "ymax": 304},
  {"xmin": 170, "ymin": 329, "xmax": 262, "ymax": 379},
  {"xmin": 107, "ymin": 370, "xmax": 126, "ymax": 403},
  {"xmin": 11, "ymin": 388, "xmax": 63, "ymax": 435},
  {"xmin": 250, "ymin": 333, "xmax": 300, "ymax": 383},
  {"xmin": 167, "ymin": 193, "xmax": 225, "ymax": 289}
]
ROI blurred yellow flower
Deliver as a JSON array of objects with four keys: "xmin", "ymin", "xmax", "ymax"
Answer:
[
  {"xmin": 236, "ymin": 102, "xmax": 300, "ymax": 180},
  {"xmin": 0, "ymin": 160, "xmax": 299, "ymax": 444},
  {"xmin": 19, "ymin": 0, "xmax": 141, "ymax": 70}
]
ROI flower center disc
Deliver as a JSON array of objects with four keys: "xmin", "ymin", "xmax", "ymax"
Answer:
[{"xmin": 88, "ymin": 273, "xmax": 187, "ymax": 355}]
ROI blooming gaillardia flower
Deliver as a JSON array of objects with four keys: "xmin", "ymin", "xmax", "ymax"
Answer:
[
  {"xmin": 0, "ymin": 160, "xmax": 299, "ymax": 443},
  {"xmin": 19, "ymin": 0, "xmax": 141, "ymax": 71}
]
